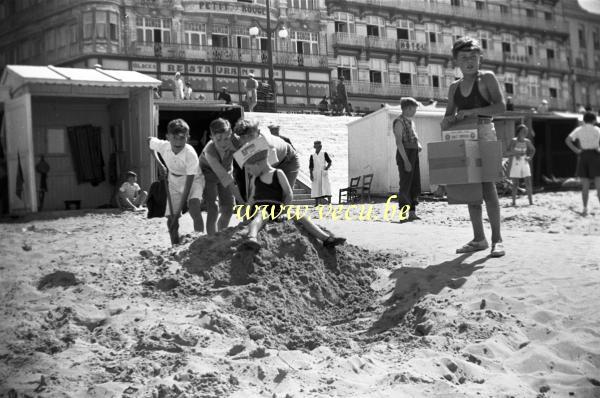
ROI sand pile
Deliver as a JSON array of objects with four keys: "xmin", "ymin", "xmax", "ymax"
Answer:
[{"xmin": 142, "ymin": 221, "xmax": 400, "ymax": 351}]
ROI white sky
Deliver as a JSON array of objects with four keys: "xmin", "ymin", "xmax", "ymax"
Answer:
[{"xmin": 578, "ymin": 0, "xmax": 600, "ymax": 14}]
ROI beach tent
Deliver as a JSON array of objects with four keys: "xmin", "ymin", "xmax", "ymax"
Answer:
[
  {"xmin": 493, "ymin": 111, "xmax": 581, "ymax": 186},
  {"xmin": 347, "ymin": 104, "xmax": 445, "ymax": 196},
  {"xmin": 0, "ymin": 65, "xmax": 160, "ymax": 213}
]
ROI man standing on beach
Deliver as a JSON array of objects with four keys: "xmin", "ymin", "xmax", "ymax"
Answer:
[
  {"xmin": 173, "ymin": 72, "xmax": 184, "ymax": 100},
  {"xmin": 565, "ymin": 111, "xmax": 600, "ymax": 216},
  {"xmin": 245, "ymin": 73, "xmax": 258, "ymax": 112},
  {"xmin": 309, "ymin": 141, "xmax": 332, "ymax": 205},
  {"xmin": 336, "ymin": 76, "xmax": 349, "ymax": 116}
]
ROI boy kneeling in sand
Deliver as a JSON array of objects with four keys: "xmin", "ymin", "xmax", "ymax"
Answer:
[{"xmin": 236, "ymin": 137, "xmax": 345, "ymax": 251}]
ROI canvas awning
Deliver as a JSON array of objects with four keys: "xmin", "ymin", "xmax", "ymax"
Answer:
[{"xmin": 1, "ymin": 65, "xmax": 161, "ymax": 91}]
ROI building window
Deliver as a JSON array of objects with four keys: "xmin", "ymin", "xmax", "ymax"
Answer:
[
  {"xmin": 370, "ymin": 71, "xmax": 382, "ymax": 83},
  {"xmin": 426, "ymin": 23, "xmax": 441, "ymax": 44},
  {"xmin": 528, "ymin": 45, "xmax": 534, "ymax": 56},
  {"xmin": 502, "ymin": 42, "xmax": 511, "ymax": 53},
  {"xmin": 528, "ymin": 76, "xmax": 539, "ymax": 98},
  {"xmin": 451, "ymin": 0, "xmax": 460, "ymax": 6},
  {"xmin": 184, "ymin": 22, "xmax": 206, "ymax": 46},
  {"xmin": 369, "ymin": 58, "xmax": 387, "ymax": 84},
  {"xmin": 479, "ymin": 31, "xmax": 491, "ymax": 50},
  {"xmin": 136, "ymin": 17, "xmax": 171, "ymax": 44},
  {"xmin": 292, "ymin": 31, "xmax": 319, "ymax": 55},
  {"xmin": 212, "ymin": 34, "xmax": 228, "ymax": 48},
  {"xmin": 95, "ymin": 12, "xmax": 107, "ymax": 39},
  {"xmin": 546, "ymin": 48, "xmax": 555, "ymax": 59},
  {"xmin": 579, "ymin": 28, "xmax": 586, "ymax": 48},
  {"xmin": 432, "ymin": 75, "xmax": 440, "ymax": 88},
  {"xmin": 334, "ymin": 12, "xmax": 355, "ymax": 34},
  {"xmin": 505, "ymin": 83, "xmax": 513, "ymax": 94},
  {"xmin": 525, "ymin": 9, "xmax": 534, "ymax": 18},
  {"xmin": 499, "ymin": 5, "xmax": 508, "ymax": 14},
  {"xmin": 593, "ymin": 29, "xmax": 600, "ymax": 50},
  {"xmin": 366, "ymin": 16, "xmax": 384, "ymax": 38},
  {"xmin": 549, "ymin": 87, "xmax": 557, "ymax": 98},
  {"xmin": 475, "ymin": 1, "xmax": 485, "ymax": 11},
  {"xmin": 397, "ymin": 28, "xmax": 409, "ymax": 40},
  {"xmin": 109, "ymin": 13, "xmax": 118, "ymax": 41},
  {"xmin": 544, "ymin": 12, "xmax": 552, "ymax": 21},
  {"xmin": 337, "ymin": 55, "xmax": 357, "ymax": 81},
  {"xmin": 83, "ymin": 12, "xmax": 93, "ymax": 40},
  {"xmin": 399, "ymin": 72, "xmax": 411, "ymax": 85},
  {"xmin": 288, "ymin": 0, "xmax": 318, "ymax": 9},
  {"xmin": 367, "ymin": 25, "xmax": 379, "ymax": 37}
]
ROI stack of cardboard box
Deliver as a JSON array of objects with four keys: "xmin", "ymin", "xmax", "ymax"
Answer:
[{"xmin": 428, "ymin": 119, "xmax": 503, "ymax": 204}]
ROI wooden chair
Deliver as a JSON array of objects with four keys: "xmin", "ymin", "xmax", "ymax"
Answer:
[
  {"xmin": 360, "ymin": 173, "xmax": 374, "ymax": 202},
  {"xmin": 338, "ymin": 176, "xmax": 361, "ymax": 204}
]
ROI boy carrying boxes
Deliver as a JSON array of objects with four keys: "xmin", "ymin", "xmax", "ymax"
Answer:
[{"xmin": 439, "ymin": 36, "xmax": 506, "ymax": 257}]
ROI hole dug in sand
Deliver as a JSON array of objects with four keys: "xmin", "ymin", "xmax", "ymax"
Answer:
[
  {"xmin": 172, "ymin": 221, "xmax": 400, "ymax": 350},
  {"xmin": 37, "ymin": 271, "xmax": 80, "ymax": 290}
]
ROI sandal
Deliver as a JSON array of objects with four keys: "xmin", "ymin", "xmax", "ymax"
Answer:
[
  {"xmin": 239, "ymin": 238, "xmax": 261, "ymax": 252},
  {"xmin": 323, "ymin": 236, "xmax": 346, "ymax": 248},
  {"xmin": 456, "ymin": 240, "xmax": 489, "ymax": 254},
  {"xmin": 490, "ymin": 242, "xmax": 505, "ymax": 258}
]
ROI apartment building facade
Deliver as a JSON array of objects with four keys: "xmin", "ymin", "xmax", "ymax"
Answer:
[{"xmin": 0, "ymin": 0, "xmax": 598, "ymax": 111}]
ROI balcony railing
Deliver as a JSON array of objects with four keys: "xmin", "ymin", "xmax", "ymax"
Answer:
[
  {"xmin": 339, "ymin": 80, "xmax": 570, "ymax": 109},
  {"xmin": 130, "ymin": 42, "xmax": 329, "ymax": 68},
  {"xmin": 574, "ymin": 67, "xmax": 600, "ymax": 79},
  {"xmin": 331, "ymin": 33, "xmax": 442, "ymax": 55},
  {"xmin": 356, "ymin": 0, "xmax": 568, "ymax": 34},
  {"xmin": 343, "ymin": 81, "xmax": 446, "ymax": 99}
]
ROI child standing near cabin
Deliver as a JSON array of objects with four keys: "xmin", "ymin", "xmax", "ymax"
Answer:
[
  {"xmin": 507, "ymin": 124, "xmax": 535, "ymax": 206},
  {"xmin": 393, "ymin": 97, "xmax": 422, "ymax": 222},
  {"xmin": 441, "ymin": 37, "xmax": 506, "ymax": 257},
  {"xmin": 148, "ymin": 118, "xmax": 205, "ymax": 244},
  {"xmin": 237, "ymin": 139, "xmax": 345, "ymax": 251}
]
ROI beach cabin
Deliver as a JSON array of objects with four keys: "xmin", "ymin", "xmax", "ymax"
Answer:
[
  {"xmin": 0, "ymin": 65, "xmax": 160, "ymax": 214},
  {"xmin": 347, "ymin": 105, "xmax": 446, "ymax": 196}
]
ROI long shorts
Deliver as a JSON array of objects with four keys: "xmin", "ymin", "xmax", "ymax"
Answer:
[
  {"xmin": 166, "ymin": 173, "xmax": 205, "ymax": 216},
  {"xmin": 576, "ymin": 150, "xmax": 600, "ymax": 179}
]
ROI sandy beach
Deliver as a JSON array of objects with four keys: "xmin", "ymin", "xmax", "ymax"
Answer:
[{"xmin": 1, "ymin": 189, "xmax": 599, "ymax": 398}]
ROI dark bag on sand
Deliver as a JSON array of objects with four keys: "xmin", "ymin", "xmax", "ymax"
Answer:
[{"xmin": 146, "ymin": 181, "xmax": 167, "ymax": 218}]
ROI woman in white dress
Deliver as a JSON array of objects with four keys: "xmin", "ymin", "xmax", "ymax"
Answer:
[{"xmin": 507, "ymin": 124, "xmax": 536, "ymax": 206}]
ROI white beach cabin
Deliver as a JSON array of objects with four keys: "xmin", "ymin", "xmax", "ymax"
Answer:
[
  {"xmin": 347, "ymin": 105, "xmax": 445, "ymax": 196},
  {"xmin": 0, "ymin": 65, "xmax": 160, "ymax": 214}
]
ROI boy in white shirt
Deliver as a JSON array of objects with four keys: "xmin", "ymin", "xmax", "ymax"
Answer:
[
  {"xmin": 118, "ymin": 171, "xmax": 147, "ymax": 211},
  {"xmin": 565, "ymin": 111, "xmax": 600, "ymax": 215},
  {"xmin": 148, "ymin": 119, "xmax": 205, "ymax": 244}
]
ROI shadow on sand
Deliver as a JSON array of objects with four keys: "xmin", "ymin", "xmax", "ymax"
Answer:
[{"xmin": 368, "ymin": 253, "xmax": 490, "ymax": 335}]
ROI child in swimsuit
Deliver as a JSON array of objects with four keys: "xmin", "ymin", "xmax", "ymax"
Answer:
[
  {"xmin": 237, "ymin": 142, "xmax": 345, "ymax": 251},
  {"xmin": 441, "ymin": 37, "xmax": 507, "ymax": 258},
  {"xmin": 507, "ymin": 124, "xmax": 535, "ymax": 206}
]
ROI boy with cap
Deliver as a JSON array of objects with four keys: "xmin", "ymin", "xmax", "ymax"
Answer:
[
  {"xmin": 236, "ymin": 137, "xmax": 345, "ymax": 251},
  {"xmin": 393, "ymin": 97, "xmax": 422, "ymax": 221},
  {"xmin": 148, "ymin": 118, "xmax": 205, "ymax": 244},
  {"xmin": 267, "ymin": 123, "xmax": 295, "ymax": 149},
  {"xmin": 441, "ymin": 36, "xmax": 506, "ymax": 257}
]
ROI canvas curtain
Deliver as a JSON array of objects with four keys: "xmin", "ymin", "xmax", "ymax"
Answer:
[{"xmin": 67, "ymin": 125, "xmax": 105, "ymax": 186}]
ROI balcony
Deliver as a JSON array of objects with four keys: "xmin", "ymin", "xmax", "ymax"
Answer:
[
  {"xmin": 331, "ymin": 33, "xmax": 447, "ymax": 57},
  {"xmin": 328, "ymin": 0, "xmax": 568, "ymax": 36},
  {"xmin": 573, "ymin": 67, "xmax": 600, "ymax": 79},
  {"xmin": 343, "ymin": 81, "xmax": 446, "ymax": 99},
  {"xmin": 129, "ymin": 42, "xmax": 329, "ymax": 68}
]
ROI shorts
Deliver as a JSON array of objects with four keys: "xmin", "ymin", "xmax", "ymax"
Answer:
[
  {"xmin": 166, "ymin": 173, "xmax": 205, "ymax": 216},
  {"xmin": 576, "ymin": 150, "xmax": 600, "ymax": 179},
  {"xmin": 509, "ymin": 157, "xmax": 531, "ymax": 178}
]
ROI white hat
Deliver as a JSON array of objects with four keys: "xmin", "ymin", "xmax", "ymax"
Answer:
[
  {"xmin": 248, "ymin": 72, "xmax": 255, "ymax": 78},
  {"xmin": 233, "ymin": 136, "xmax": 270, "ymax": 167}
]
